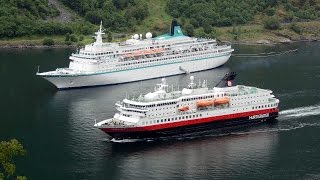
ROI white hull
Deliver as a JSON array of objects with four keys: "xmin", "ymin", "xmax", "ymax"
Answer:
[{"xmin": 42, "ymin": 55, "xmax": 230, "ymax": 89}]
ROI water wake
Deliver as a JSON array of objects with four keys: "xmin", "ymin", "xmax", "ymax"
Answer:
[
  {"xmin": 105, "ymin": 138, "xmax": 142, "ymax": 143},
  {"xmin": 280, "ymin": 104, "xmax": 320, "ymax": 118},
  {"xmin": 231, "ymin": 123, "xmax": 320, "ymax": 136}
]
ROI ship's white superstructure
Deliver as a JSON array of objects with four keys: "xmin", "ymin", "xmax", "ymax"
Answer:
[
  {"xmin": 37, "ymin": 20, "xmax": 234, "ymax": 89},
  {"xmin": 95, "ymin": 73, "xmax": 280, "ymax": 139}
]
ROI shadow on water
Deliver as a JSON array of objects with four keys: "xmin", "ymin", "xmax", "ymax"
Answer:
[
  {"xmin": 98, "ymin": 121, "xmax": 280, "ymax": 180},
  {"xmin": 107, "ymin": 119, "xmax": 279, "ymax": 148}
]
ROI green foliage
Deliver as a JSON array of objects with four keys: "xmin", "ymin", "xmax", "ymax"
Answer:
[
  {"xmin": 263, "ymin": 17, "xmax": 281, "ymax": 30},
  {"xmin": 0, "ymin": 0, "xmax": 96, "ymax": 39},
  {"xmin": 0, "ymin": 139, "xmax": 26, "ymax": 179},
  {"xmin": 283, "ymin": 11, "xmax": 295, "ymax": 22},
  {"xmin": 0, "ymin": 0, "xmax": 63, "ymax": 38},
  {"xmin": 0, "ymin": 0, "xmax": 319, "ymax": 39},
  {"xmin": 79, "ymin": 35, "xmax": 84, "ymax": 41},
  {"xmin": 107, "ymin": 32, "xmax": 112, "ymax": 42},
  {"xmin": 0, "ymin": 16, "xmax": 95, "ymax": 38},
  {"xmin": 167, "ymin": 0, "xmax": 268, "ymax": 27},
  {"xmin": 69, "ymin": 34, "xmax": 78, "ymax": 42},
  {"xmin": 152, "ymin": 31, "xmax": 158, "ymax": 38},
  {"xmin": 17, "ymin": 176, "xmax": 27, "ymax": 180},
  {"xmin": 166, "ymin": 0, "xmax": 320, "ymax": 28},
  {"xmin": 208, "ymin": 28, "xmax": 218, "ymax": 39},
  {"xmin": 69, "ymin": 22, "xmax": 95, "ymax": 35},
  {"xmin": 289, "ymin": 22, "xmax": 301, "ymax": 34},
  {"xmin": 42, "ymin": 38, "xmax": 55, "ymax": 46},
  {"xmin": 265, "ymin": 7, "xmax": 276, "ymax": 16},
  {"xmin": 125, "ymin": 2, "xmax": 149, "ymax": 21},
  {"xmin": 65, "ymin": 41, "xmax": 72, "ymax": 45},
  {"xmin": 76, "ymin": 42, "xmax": 85, "ymax": 47},
  {"xmin": 184, "ymin": 23, "xmax": 195, "ymax": 36},
  {"xmin": 195, "ymin": 27, "xmax": 206, "ymax": 38},
  {"xmin": 34, "ymin": 22, "xmax": 73, "ymax": 35},
  {"xmin": 65, "ymin": 33, "xmax": 71, "ymax": 42},
  {"xmin": 60, "ymin": 0, "xmax": 149, "ymax": 31},
  {"xmin": 0, "ymin": 0, "xmax": 60, "ymax": 19},
  {"xmin": 232, "ymin": 26, "xmax": 237, "ymax": 35},
  {"xmin": 231, "ymin": 26, "xmax": 241, "ymax": 40}
]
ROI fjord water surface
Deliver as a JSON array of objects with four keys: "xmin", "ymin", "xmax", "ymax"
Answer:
[{"xmin": 0, "ymin": 42, "xmax": 320, "ymax": 179}]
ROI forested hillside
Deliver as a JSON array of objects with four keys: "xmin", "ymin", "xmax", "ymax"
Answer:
[
  {"xmin": 59, "ymin": 0, "xmax": 149, "ymax": 31},
  {"xmin": 166, "ymin": 0, "xmax": 320, "ymax": 37},
  {"xmin": 167, "ymin": 0, "xmax": 320, "ymax": 26},
  {"xmin": 0, "ymin": 0, "xmax": 319, "ymax": 43},
  {"xmin": 0, "ymin": 0, "xmax": 94, "ymax": 38}
]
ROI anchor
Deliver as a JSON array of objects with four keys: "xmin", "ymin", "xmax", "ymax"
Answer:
[{"xmin": 179, "ymin": 66, "xmax": 190, "ymax": 74}]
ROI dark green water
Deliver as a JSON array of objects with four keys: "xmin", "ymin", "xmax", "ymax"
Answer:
[{"xmin": 1, "ymin": 42, "xmax": 320, "ymax": 179}]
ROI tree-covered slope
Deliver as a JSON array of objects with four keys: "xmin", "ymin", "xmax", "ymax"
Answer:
[
  {"xmin": 167, "ymin": 0, "xmax": 320, "ymax": 27},
  {"xmin": 0, "ymin": 0, "xmax": 319, "ymax": 41},
  {"xmin": 59, "ymin": 0, "xmax": 149, "ymax": 31},
  {"xmin": 0, "ymin": 0, "xmax": 94, "ymax": 38},
  {"xmin": 165, "ymin": 0, "xmax": 320, "ymax": 37}
]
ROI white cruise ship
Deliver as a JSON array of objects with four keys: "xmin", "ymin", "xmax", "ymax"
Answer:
[
  {"xmin": 37, "ymin": 20, "xmax": 234, "ymax": 89},
  {"xmin": 94, "ymin": 72, "xmax": 280, "ymax": 140}
]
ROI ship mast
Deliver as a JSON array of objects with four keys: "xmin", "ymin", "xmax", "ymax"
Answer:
[{"xmin": 94, "ymin": 21, "xmax": 105, "ymax": 45}]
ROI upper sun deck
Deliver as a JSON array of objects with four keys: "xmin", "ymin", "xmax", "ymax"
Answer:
[
  {"xmin": 71, "ymin": 21, "xmax": 219, "ymax": 59},
  {"xmin": 122, "ymin": 76, "xmax": 272, "ymax": 107},
  {"xmin": 76, "ymin": 34, "xmax": 215, "ymax": 54}
]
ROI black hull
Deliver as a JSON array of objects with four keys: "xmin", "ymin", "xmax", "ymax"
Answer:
[{"xmin": 106, "ymin": 112, "xmax": 279, "ymax": 140}]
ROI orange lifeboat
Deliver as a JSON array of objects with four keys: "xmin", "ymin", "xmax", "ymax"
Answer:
[
  {"xmin": 178, "ymin": 106, "xmax": 189, "ymax": 111},
  {"xmin": 214, "ymin": 97, "xmax": 230, "ymax": 106},
  {"xmin": 196, "ymin": 99, "xmax": 215, "ymax": 107},
  {"xmin": 124, "ymin": 48, "xmax": 164, "ymax": 58}
]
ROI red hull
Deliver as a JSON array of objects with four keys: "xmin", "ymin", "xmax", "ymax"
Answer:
[{"xmin": 100, "ymin": 108, "xmax": 279, "ymax": 135}]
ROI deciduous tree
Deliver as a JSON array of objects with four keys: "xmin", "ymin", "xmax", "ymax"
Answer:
[{"xmin": 0, "ymin": 139, "xmax": 26, "ymax": 180}]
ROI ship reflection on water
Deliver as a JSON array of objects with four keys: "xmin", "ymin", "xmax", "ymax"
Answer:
[{"xmin": 106, "ymin": 126, "xmax": 278, "ymax": 180}]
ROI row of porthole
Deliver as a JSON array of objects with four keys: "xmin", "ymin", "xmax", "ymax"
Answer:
[
  {"xmin": 232, "ymin": 94, "xmax": 268, "ymax": 100},
  {"xmin": 79, "ymin": 50, "xmax": 113, "ymax": 55},
  {"xmin": 231, "ymin": 100, "xmax": 267, "ymax": 106},
  {"xmin": 182, "ymin": 94, "xmax": 226, "ymax": 102},
  {"xmin": 119, "ymin": 52, "xmax": 213, "ymax": 67},
  {"xmin": 252, "ymin": 103, "xmax": 277, "ymax": 110},
  {"xmin": 142, "ymin": 113, "xmax": 203, "ymax": 125},
  {"xmin": 115, "ymin": 53, "xmax": 224, "ymax": 71},
  {"xmin": 147, "ymin": 111, "xmax": 175, "ymax": 117}
]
